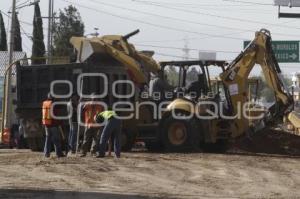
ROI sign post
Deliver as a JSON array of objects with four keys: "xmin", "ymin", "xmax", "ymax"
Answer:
[{"xmin": 243, "ymin": 40, "xmax": 300, "ymax": 63}]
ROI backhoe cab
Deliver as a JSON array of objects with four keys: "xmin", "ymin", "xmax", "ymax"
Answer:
[{"xmin": 137, "ymin": 60, "xmax": 230, "ymax": 151}]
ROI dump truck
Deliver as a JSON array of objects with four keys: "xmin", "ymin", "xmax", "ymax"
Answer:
[{"xmin": 14, "ymin": 30, "xmax": 159, "ymax": 151}]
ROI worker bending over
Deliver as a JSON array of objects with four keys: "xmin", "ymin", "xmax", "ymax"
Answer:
[
  {"xmin": 80, "ymin": 94, "xmax": 103, "ymax": 157},
  {"xmin": 95, "ymin": 111, "xmax": 121, "ymax": 158}
]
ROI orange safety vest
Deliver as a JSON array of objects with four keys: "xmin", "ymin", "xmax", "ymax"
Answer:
[
  {"xmin": 42, "ymin": 100, "xmax": 53, "ymax": 125},
  {"xmin": 83, "ymin": 103, "xmax": 103, "ymax": 127}
]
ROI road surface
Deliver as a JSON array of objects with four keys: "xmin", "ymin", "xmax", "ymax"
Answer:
[{"xmin": 0, "ymin": 148, "xmax": 300, "ymax": 199}]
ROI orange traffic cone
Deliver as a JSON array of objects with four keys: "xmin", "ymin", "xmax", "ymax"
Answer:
[{"xmin": 2, "ymin": 128, "xmax": 11, "ymax": 145}]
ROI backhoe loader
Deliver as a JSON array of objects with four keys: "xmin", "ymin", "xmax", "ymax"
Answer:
[{"xmin": 138, "ymin": 29, "xmax": 294, "ymax": 151}]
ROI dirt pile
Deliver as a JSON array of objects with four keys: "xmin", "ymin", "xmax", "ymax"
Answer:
[{"xmin": 231, "ymin": 127, "xmax": 300, "ymax": 156}]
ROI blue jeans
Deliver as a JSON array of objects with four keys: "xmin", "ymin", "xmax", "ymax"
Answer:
[
  {"xmin": 98, "ymin": 118, "xmax": 121, "ymax": 157},
  {"xmin": 44, "ymin": 126, "xmax": 63, "ymax": 157},
  {"xmin": 68, "ymin": 122, "xmax": 78, "ymax": 153}
]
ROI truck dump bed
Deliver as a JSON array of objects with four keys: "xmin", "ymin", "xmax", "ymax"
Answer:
[
  {"xmin": 15, "ymin": 60, "xmax": 134, "ymax": 151},
  {"xmin": 17, "ymin": 61, "xmax": 131, "ymax": 110}
]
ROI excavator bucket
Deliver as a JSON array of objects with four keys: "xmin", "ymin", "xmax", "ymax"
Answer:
[
  {"xmin": 70, "ymin": 30, "xmax": 160, "ymax": 84},
  {"xmin": 288, "ymin": 111, "xmax": 300, "ymax": 135}
]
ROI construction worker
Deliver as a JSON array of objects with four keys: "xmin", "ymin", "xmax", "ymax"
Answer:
[
  {"xmin": 186, "ymin": 73, "xmax": 208, "ymax": 99},
  {"xmin": 95, "ymin": 110, "xmax": 121, "ymax": 158},
  {"xmin": 42, "ymin": 93, "xmax": 64, "ymax": 158},
  {"xmin": 149, "ymin": 71, "xmax": 173, "ymax": 100},
  {"xmin": 80, "ymin": 94, "xmax": 103, "ymax": 157},
  {"xmin": 67, "ymin": 93, "xmax": 79, "ymax": 155}
]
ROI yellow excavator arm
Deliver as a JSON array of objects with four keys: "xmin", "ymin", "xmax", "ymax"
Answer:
[{"xmin": 220, "ymin": 29, "xmax": 293, "ymax": 137}]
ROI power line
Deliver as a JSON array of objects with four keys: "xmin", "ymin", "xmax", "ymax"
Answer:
[
  {"xmin": 16, "ymin": 0, "xmax": 31, "ymax": 8},
  {"xmin": 19, "ymin": 22, "xmax": 49, "ymax": 54},
  {"xmin": 87, "ymin": 1, "xmax": 248, "ymax": 33},
  {"xmin": 132, "ymin": 0, "xmax": 300, "ymax": 31},
  {"xmin": 62, "ymin": 0, "xmax": 247, "ymax": 41},
  {"xmin": 154, "ymin": 52, "xmax": 199, "ymax": 60},
  {"xmin": 131, "ymin": 0, "xmax": 273, "ymax": 6},
  {"xmin": 128, "ymin": 1, "xmax": 256, "ymax": 7},
  {"xmin": 164, "ymin": 5, "xmax": 275, "ymax": 13},
  {"xmin": 134, "ymin": 0, "xmax": 276, "ymax": 11},
  {"xmin": 86, "ymin": 0, "xmax": 300, "ymax": 39},
  {"xmin": 136, "ymin": 18, "xmax": 298, "ymax": 43},
  {"xmin": 0, "ymin": 10, "xmax": 48, "ymax": 30},
  {"xmin": 135, "ymin": 44, "xmax": 240, "ymax": 54},
  {"xmin": 19, "ymin": 25, "xmax": 34, "ymax": 45},
  {"xmin": 222, "ymin": 0, "xmax": 274, "ymax": 6}
]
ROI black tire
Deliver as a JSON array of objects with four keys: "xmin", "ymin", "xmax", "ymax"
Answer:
[
  {"xmin": 162, "ymin": 114, "xmax": 201, "ymax": 152},
  {"xmin": 27, "ymin": 137, "xmax": 44, "ymax": 152},
  {"xmin": 145, "ymin": 141, "xmax": 163, "ymax": 152},
  {"xmin": 121, "ymin": 129, "xmax": 135, "ymax": 152}
]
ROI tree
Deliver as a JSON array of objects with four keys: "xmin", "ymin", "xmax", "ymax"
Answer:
[
  {"xmin": 252, "ymin": 72, "xmax": 292, "ymax": 103},
  {"xmin": 0, "ymin": 12, "xmax": 7, "ymax": 51},
  {"xmin": 52, "ymin": 5, "xmax": 84, "ymax": 57},
  {"xmin": 32, "ymin": 3, "xmax": 45, "ymax": 64},
  {"xmin": 164, "ymin": 65, "xmax": 179, "ymax": 86},
  {"xmin": 14, "ymin": 13, "xmax": 22, "ymax": 51}
]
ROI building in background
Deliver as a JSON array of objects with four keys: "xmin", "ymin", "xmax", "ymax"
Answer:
[
  {"xmin": 0, "ymin": 51, "xmax": 27, "ymax": 113},
  {"xmin": 292, "ymin": 72, "xmax": 300, "ymax": 102}
]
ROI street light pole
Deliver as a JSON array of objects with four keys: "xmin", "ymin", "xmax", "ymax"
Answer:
[{"xmin": 3, "ymin": 0, "xmax": 16, "ymax": 132}]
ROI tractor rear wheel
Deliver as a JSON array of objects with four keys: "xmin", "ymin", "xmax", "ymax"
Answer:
[{"xmin": 162, "ymin": 114, "xmax": 201, "ymax": 152}]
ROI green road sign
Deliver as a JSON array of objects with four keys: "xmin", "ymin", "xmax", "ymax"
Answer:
[{"xmin": 243, "ymin": 40, "xmax": 300, "ymax": 63}]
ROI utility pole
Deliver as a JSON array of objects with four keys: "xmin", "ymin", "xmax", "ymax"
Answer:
[
  {"xmin": 3, "ymin": 0, "xmax": 16, "ymax": 132},
  {"xmin": 47, "ymin": 0, "xmax": 54, "ymax": 64},
  {"xmin": 183, "ymin": 37, "xmax": 190, "ymax": 60}
]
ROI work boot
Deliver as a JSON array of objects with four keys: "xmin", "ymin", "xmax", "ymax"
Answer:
[
  {"xmin": 95, "ymin": 152, "xmax": 105, "ymax": 158},
  {"xmin": 67, "ymin": 151, "xmax": 76, "ymax": 157},
  {"xmin": 91, "ymin": 151, "xmax": 97, "ymax": 157},
  {"xmin": 57, "ymin": 154, "xmax": 65, "ymax": 158},
  {"xmin": 80, "ymin": 153, "xmax": 87, "ymax": 157}
]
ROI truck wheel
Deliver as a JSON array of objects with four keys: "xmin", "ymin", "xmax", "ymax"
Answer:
[
  {"xmin": 27, "ymin": 137, "xmax": 44, "ymax": 151},
  {"xmin": 162, "ymin": 115, "xmax": 200, "ymax": 152},
  {"xmin": 121, "ymin": 129, "xmax": 135, "ymax": 152}
]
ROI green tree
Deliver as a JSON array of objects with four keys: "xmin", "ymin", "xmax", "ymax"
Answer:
[
  {"xmin": 32, "ymin": 3, "xmax": 45, "ymax": 64},
  {"xmin": 0, "ymin": 12, "xmax": 7, "ymax": 51},
  {"xmin": 14, "ymin": 13, "xmax": 22, "ymax": 51},
  {"xmin": 252, "ymin": 72, "xmax": 292, "ymax": 103},
  {"xmin": 164, "ymin": 65, "xmax": 179, "ymax": 86},
  {"xmin": 52, "ymin": 5, "xmax": 84, "ymax": 56}
]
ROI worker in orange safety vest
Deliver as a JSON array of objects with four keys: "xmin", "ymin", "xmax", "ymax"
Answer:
[
  {"xmin": 80, "ymin": 93, "xmax": 103, "ymax": 157},
  {"xmin": 42, "ymin": 93, "xmax": 64, "ymax": 158}
]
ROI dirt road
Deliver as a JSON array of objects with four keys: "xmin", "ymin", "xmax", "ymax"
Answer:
[{"xmin": 0, "ymin": 147, "xmax": 300, "ymax": 199}]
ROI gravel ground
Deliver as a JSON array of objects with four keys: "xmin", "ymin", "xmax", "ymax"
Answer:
[{"xmin": 0, "ymin": 128, "xmax": 300, "ymax": 199}]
